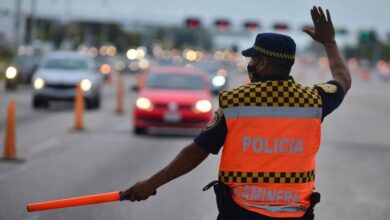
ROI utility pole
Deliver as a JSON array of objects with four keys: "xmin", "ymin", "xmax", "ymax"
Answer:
[
  {"xmin": 29, "ymin": 0, "xmax": 37, "ymax": 45},
  {"xmin": 13, "ymin": 0, "xmax": 22, "ymax": 50}
]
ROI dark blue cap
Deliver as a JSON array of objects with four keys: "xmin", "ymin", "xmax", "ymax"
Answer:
[{"xmin": 242, "ymin": 33, "xmax": 296, "ymax": 65}]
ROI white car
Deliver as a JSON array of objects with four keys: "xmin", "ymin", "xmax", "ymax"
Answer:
[{"xmin": 32, "ymin": 51, "xmax": 103, "ymax": 109}]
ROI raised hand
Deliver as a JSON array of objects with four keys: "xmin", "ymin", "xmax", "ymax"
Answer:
[{"xmin": 303, "ymin": 6, "xmax": 335, "ymax": 45}]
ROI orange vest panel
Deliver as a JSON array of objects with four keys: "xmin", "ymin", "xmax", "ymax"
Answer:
[{"xmin": 218, "ymin": 80, "xmax": 323, "ymax": 218}]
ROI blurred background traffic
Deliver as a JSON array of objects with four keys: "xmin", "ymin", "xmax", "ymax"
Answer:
[
  {"xmin": 0, "ymin": 1, "xmax": 389, "ymax": 220},
  {"xmin": 1, "ymin": 0, "xmax": 390, "ymax": 87}
]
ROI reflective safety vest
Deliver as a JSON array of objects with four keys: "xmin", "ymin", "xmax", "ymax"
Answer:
[{"xmin": 218, "ymin": 79, "xmax": 323, "ymax": 218}]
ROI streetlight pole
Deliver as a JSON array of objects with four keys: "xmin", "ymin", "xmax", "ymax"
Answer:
[
  {"xmin": 29, "ymin": 0, "xmax": 37, "ymax": 45},
  {"xmin": 13, "ymin": 0, "xmax": 21, "ymax": 50}
]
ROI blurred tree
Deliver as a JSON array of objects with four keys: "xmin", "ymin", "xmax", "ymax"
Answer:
[
  {"xmin": 344, "ymin": 42, "xmax": 390, "ymax": 65},
  {"xmin": 154, "ymin": 28, "xmax": 173, "ymax": 49},
  {"xmin": 173, "ymin": 27, "xmax": 212, "ymax": 50},
  {"xmin": 0, "ymin": 45, "xmax": 14, "ymax": 79},
  {"xmin": 52, "ymin": 25, "xmax": 66, "ymax": 49},
  {"xmin": 125, "ymin": 32, "xmax": 141, "ymax": 48},
  {"xmin": 387, "ymin": 32, "xmax": 390, "ymax": 43}
]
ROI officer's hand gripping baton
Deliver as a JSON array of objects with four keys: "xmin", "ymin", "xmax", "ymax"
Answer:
[{"xmin": 27, "ymin": 191, "xmax": 121, "ymax": 212}]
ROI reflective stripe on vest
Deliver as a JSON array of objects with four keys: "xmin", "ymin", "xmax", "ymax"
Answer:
[
  {"xmin": 242, "ymin": 203, "xmax": 307, "ymax": 213},
  {"xmin": 218, "ymin": 79, "xmax": 322, "ymax": 218},
  {"xmin": 219, "ymin": 170, "xmax": 315, "ymax": 184},
  {"xmin": 224, "ymin": 106, "xmax": 322, "ymax": 119}
]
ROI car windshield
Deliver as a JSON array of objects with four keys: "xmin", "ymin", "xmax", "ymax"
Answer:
[
  {"xmin": 44, "ymin": 58, "xmax": 88, "ymax": 70},
  {"xmin": 13, "ymin": 56, "xmax": 41, "ymax": 68},
  {"xmin": 146, "ymin": 73, "xmax": 204, "ymax": 90}
]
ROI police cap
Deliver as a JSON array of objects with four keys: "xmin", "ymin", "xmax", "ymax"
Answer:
[{"xmin": 241, "ymin": 33, "xmax": 296, "ymax": 66}]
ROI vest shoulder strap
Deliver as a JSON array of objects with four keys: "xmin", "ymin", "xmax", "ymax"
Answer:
[
  {"xmin": 219, "ymin": 80, "xmax": 323, "ymax": 109},
  {"xmin": 315, "ymin": 83, "xmax": 338, "ymax": 94}
]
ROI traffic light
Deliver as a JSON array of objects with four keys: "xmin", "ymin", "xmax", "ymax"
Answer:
[
  {"xmin": 244, "ymin": 21, "xmax": 259, "ymax": 32},
  {"xmin": 273, "ymin": 23, "xmax": 289, "ymax": 32},
  {"xmin": 185, "ymin": 18, "xmax": 201, "ymax": 30},
  {"xmin": 215, "ymin": 19, "xmax": 230, "ymax": 31},
  {"xmin": 359, "ymin": 30, "xmax": 377, "ymax": 43}
]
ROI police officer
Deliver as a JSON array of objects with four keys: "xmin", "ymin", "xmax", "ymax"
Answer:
[{"xmin": 120, "ymin": 6, "xmax": 351, "ymax": 220}]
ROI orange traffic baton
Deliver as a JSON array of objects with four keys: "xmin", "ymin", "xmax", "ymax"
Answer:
[{"xmin": 27, "ymin": 191, "xmax": 120, "ymax": 212}]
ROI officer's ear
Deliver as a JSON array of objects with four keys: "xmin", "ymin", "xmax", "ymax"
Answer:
[{"xmin": 256, "ymin": 56, "xmax": 268, "ymax": 72}]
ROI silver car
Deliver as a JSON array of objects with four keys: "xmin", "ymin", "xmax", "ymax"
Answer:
[{"xmin": 32, "ymin": 51, "xmax": 103, "ymax": 109}]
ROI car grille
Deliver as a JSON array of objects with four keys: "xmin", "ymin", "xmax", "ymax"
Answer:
[
  {"xmin": 140, "ymin": 117, "xmax": 208, "ymax": 124},
  {"xmin": 45, "ymin": 84, "xmax": 76, "ymax": 89},
  {"xmin": 154, "ymin": 103, "xmax": 193, "ymax": 110}
]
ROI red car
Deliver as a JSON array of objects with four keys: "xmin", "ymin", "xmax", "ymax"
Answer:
[{"xmin": 133, "ymin": 66, "xmax": 213, "ymax": 134}]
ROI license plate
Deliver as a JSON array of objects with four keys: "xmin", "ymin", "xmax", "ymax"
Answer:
[{"xmin": 163, "ymin": 112, "xmax": 181, "ymax": 123}]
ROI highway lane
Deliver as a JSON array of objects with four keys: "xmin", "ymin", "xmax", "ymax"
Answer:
[
  {"xmin": 316, "ymin": 78, "xmax": 390, "ymax": 220},
  {"xmin": 0, "ymin": 68, "xmax": 224, "ymax": 220},
  {"xmin": 0, "ymin": 64, "xmax": 390, "ymax": 220},
  {"xmin": 0, "ymin": 76, "xmax": 126, "ymax": 129}
]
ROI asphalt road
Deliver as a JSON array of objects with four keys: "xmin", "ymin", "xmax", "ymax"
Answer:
[{"xmin": 0, "ymin": 63, "xmax": 389, "ymax": 220}]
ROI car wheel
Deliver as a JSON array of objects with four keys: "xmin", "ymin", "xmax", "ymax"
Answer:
[
  {"xmin": 94, "ymin": 97, "xmax": 101, "ymax": 109},
  {"xmin": 86, "ymin": 100, "xmax": 94, "ymax": 110},
  {"xmin": 133, "ymin": 127, "xmax": 147, "ymax": 135},
  {"xmin": 32, "ymin": 97, "xmax": 48, "ymax": 109},
  {"xmin": 5, "ymin": 81, "xmax": 17, "ymax": 91},
  {"xmin": 86, "ymin": 97, "xmax": 100, "ymax": 110},
  {"xmin": 32, "ymin": 99, "xmax": 39, "ymax": 109}
]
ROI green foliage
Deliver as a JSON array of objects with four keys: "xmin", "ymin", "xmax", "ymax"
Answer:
[
  {"xmin": 345, "ymin": 42, "xmax": 390, "ymax": 63},
  {"xmin": 0, "ymin": 46, "xmax": 13, "ymax": 79},
  {"xmin": 125, "ymin": 32, "xmax": 141, "ymax": 47},
  {"xmin": 0, "ymin": 46, "xmax": 13, "ymax": 63}
]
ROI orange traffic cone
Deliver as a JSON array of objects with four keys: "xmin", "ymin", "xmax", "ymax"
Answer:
[
  {"xmin": 74, "ymin": 84, "xmax": 84, "ymax": 130},
  {"xmin": 2, "ymin": 100, "xmax": 18, "ymax": 160},
  {"xmin": 116, "ymin": 74, "xmax": 125, "ymax": 113}
]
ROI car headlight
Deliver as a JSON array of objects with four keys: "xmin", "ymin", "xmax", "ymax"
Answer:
[
  {"xmin": 129, "ymin": 62, "xmax": 139, "ymax": 72},
  {"xmin": 138, "ymin": 58, "xmax": 150, "ymax": 70},
  {"xmin": 212, "ymin": 75, "xmax": 226, "ymax": 87},
  {"xmin": 115, "ymin": 61, "xmax": 125, "ymax": 72},
  {"xmin": 80, "ymin": 79, "xmax": 92, "ymax": 91},
  {"xmin": 136, "ymin": 97, "xmax": 153, "ymax": 111},
  {"xmin": 5, "ymin": 66, "xmax": 17, "ymax": 79},
  {"xmin": 195, "ymin": 100, "xmax": 212, "ymax": 113},
  {"xmin": 33, "ymin": 78, "xmax": 45, "ymax": 90},
  {"xmin": 99, "ymin": 64, "xmax": 111, "ymax": 75}
]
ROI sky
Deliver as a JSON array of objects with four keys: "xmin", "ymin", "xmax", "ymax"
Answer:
[
  {"xmin": 2, "ymin": 0, "xmax": 388, "ymax": 31},
  {"xmin": 1, "ymin": 0, "xmax": 389, "ymax": 49}
]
